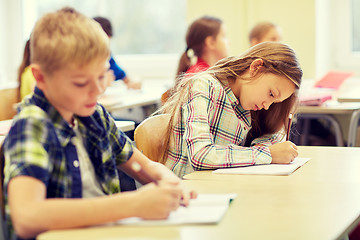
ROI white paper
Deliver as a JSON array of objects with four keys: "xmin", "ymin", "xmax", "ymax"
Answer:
[
  {"xmin": 213, "ymin": 158, "xmax": 310, "ymax": 176},
  {"xmin": 116, "ymin": 194, "xmax": 237, "ymax": 225}
]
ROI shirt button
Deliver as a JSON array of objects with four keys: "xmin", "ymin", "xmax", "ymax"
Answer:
[{"xmin": 73, "ymin": 160, "xmax": 79, "ymax": 168}]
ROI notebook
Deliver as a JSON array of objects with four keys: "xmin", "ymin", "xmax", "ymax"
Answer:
[
  {"xmin": 213, "ymin": 158, "xmax": 310, "ymax": 176},
  {"xmin": 314, "ymin": 71, "xmax": 353, "ymax": 90},
  {"xmin": 299, "ymin": 94, "xmax": 332, "ymax": 106},
  {"xmin": 116, "ymin": 193, "xmax": 236, "ymax": 225}
]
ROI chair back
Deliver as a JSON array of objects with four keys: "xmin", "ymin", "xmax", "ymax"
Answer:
[
  {"xmin": 0, "ymin": 88, "xmax": 18, "ymax": 121},
  {"xmin": 0, "ymin": 143, "xmax": 7, "ymax": 240},
  {"xmin": 134, "ymin": 114, "xmax": 170, "ymax": 162}
]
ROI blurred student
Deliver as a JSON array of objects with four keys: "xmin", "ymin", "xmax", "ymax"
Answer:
[
  {"xmin": 93, "ymin": 16, "xmax": 141, "ymax": 89},
  {"xmin": 176, "ymin": 15, "xmax": 229, "ymax": 81},
  {"xmin": 3, "ymin": 8, "xmax": 195, "ymax": 240},
  {"xmin": 158, "ymin": 42, "xmax": 302, "ymax": 177},
  {"xmin": 17, "ymin": 39, "xmax": 36, "ymax": 101},
  {"xmin": 162, "ymin": 16, "xmax": 229, "ymax": 103},
  {"xmin": 249, "ymin": 22, "xmax": 282, "ymax": 46}
]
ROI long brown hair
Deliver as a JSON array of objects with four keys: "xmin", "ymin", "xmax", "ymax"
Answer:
[
  {"xmin": 176, "ymin": 16, "xmax": 222, "ymax": 79},
  {"xmin": 158, "ymin": 42, "xmax": 302, "ymax": 164},
  {"xmin": 17, "ymin": 39, "xmax": 31, "ymax": 101}
]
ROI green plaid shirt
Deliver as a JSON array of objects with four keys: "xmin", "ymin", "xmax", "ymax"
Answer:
[{"xmin": 3, "ymin": 87, "xmax": 134, "ymax": 240}]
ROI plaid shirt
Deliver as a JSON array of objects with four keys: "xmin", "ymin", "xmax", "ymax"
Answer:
[
  {"xmin": 166, "ymin": 74, "xmax": 283, "ymax": 177},
  {"xmin": 3, "ymin": 87, "xmax": 134, "ymax": 240}
]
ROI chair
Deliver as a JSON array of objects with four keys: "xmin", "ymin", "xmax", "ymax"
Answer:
[
  {"xmin": 0, "ymin": 143, "xmax": 7, "ymax": 240},
  {"xmin": 134, "ymin": 114, "xmax": 170, "ymax": 162},
  {"xmin": 0, "ymin": 88, "xmax": 18, "ymax": 121}
]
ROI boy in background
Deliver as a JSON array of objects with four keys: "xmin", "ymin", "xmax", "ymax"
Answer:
[{"xmin": 3, "ymin": 7, "xmax": 194, "ymax": 240}]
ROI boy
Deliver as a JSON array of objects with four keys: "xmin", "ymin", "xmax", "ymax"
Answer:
[{"xmin": 2, "ymin": 7, "xmax": 194, "ymax": 240}]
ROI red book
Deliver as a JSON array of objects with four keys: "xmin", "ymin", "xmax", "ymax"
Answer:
[
  {"xmin": 299, "ymin": 94, "xmax": 332, "ymax": 106},
  {"xmin": 314, "ymin": 71, "xmax": 353, "ymax": 90}
]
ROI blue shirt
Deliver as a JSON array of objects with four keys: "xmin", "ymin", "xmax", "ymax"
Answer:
[
  {"xmin": 109, "ymin": 55, "xmax": 126, "ymax": 80},
  {"xmin": 3, "ymin": 87, "xmax": 135, "ymax": 239}
]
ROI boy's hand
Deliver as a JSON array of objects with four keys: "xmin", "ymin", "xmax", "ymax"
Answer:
[
  {"xmin": 134, "ymin": 182, "xmax": 182, "ymax": 219},
  {"xmin": 269, "ymin": 141, "xmax": 298, "ymax": 164}
]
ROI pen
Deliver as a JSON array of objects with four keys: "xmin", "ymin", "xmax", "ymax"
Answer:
[
  {"xmin": 131, "ymin": 161, "xmax": 158, "ymax": 185},
  {"xmin": 286, "ymin": 113, "xmax": 293, "ymax": 141}
]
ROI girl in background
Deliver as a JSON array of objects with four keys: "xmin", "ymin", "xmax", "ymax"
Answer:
[
  {"xmin": 17, "ymin": 39, "xmax": 36, "ymax": 101},
  {"xmin": 176, "ymin": 15, "xmax": 229, "ymax": 81},
  {"xmin": 162, "ymin": 16, "xmax": 229, "ymax": 103},
  {"xmin": 249, "ymin": 22, "xmax": 282, "ymax": 47}
]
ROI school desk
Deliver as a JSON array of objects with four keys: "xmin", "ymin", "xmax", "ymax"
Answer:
[
  {"xmin": 297, "ymin": 102, "xmax": 360, "ymax": 146},
  {"xmin": 98, "ymin": 80, "xmax": 168, "ymax": 113},
  {"xmin": 336, "ymin": 79, "xmax": 360, "ymax": 103},
  {"xmin": 37, "ymin": 146, "xmax": 360, "ymax": 240}
]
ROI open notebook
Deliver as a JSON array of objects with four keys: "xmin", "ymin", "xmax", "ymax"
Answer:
[
  {"xmin": 213, "ymin": 158, "xmax": 310, "ymax": 176},
  {"xmin": 116, "ymin": 193, "xmax": 236, "ymax": 225}
]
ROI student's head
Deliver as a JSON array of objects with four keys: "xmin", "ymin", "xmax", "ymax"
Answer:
[
  {"xmin": 163, "ymin": 42, "xmax": 302, "ymax": 155},
  {"xmin": 93, "ymin": 16, "xmax": 113, "ymax": 38},
  {"xmin": 30, "ymin": 7, "xmax": 110, "ymax": 122},
  {"xmin": 176, "ymin": 15, "xmax": 229, "ymax": 77},
  {"xmin": 249, "ymin": 22, "xmax": 282, "ymax": 46},
  {"xmin": 211, "ymin": 42, "xmax": 301, "ymax": 144}
]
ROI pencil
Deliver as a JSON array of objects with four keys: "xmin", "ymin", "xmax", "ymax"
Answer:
[
  {"xmin": 286, "ymin": 113, "xmax": 293, "ymax": 141},
  {"xmin": 131, "ymin": 161, "xmax": 158, "ymax": 185}
]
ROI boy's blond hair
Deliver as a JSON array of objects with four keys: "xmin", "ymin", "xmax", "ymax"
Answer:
[{"xmin": 30, "ymin": 7, "xmax": 110, "ymax": 75}]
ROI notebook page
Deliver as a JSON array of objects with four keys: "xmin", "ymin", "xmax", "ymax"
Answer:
[{"xmin": 213, "ymin": 158, "xmax": 310, "ymax": 176}]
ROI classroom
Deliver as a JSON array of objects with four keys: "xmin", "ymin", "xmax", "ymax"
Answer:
[{"xmin": 1, "ymin": 0, "xmax": 360, "ymax": 240}]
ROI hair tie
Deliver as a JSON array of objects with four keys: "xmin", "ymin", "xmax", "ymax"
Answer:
[{"xmin": 186, "ymin": 47, "xmax": 197, "ymax": 65}]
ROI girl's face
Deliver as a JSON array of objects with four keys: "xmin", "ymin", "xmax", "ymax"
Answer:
[
  {"xmin": 213, "ymin": 24, "xmax": 230, "ymax": 61},
  {"xmin": 231, "ymin": 71, "xmax": 296, "ymax": 111}
]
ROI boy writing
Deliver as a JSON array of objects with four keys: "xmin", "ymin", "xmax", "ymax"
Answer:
[{"xmin": 2, "ymin": 7, "xmax": 194, "ymax": 240}]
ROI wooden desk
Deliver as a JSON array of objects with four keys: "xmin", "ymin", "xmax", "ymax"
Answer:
[
  {"xmin": 297, "ymin": 102, "xmax": 360, "ymax": 146},
  {"xmin": 37, "ymin": 146, "xmax": 360, "ymax": 240},
  {"xmin": 336, "ymin": 79, "xmax": 360, "ymax": 103},
  {"xmin": 98, "ymin": 81, "xmax": 168, "ymax": 113}
]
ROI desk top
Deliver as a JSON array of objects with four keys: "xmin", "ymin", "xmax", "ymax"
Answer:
[
  {"xmin": 98, "ymin": 80, "xmax": 168, "ymax": 112},
  {"xmin": 37, "ymin": 146, "xmax": 360, "ymax": 240}
]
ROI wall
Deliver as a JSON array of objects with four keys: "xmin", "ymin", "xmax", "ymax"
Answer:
[
  {"xmin": 0, "ymin": 0, "xmax": 23, "ymax": 88},
  {"xmin": 186, "ymin": 0, "xmax": 316, "ymax": 79}
]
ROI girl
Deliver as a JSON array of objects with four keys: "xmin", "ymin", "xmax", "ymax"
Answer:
[
  {"xmin": 159, "ymin": 42, "xmax": 302, "ymax": 177},
  {"xmin": 17, "ymin": 39, "xmax": 36, "ymax": 101},
  {"xmin": 162, "ymin": 16, "xmax": 229, "ymax": 104},
  {"xmin": 176, "ymin": 15, "xmax": 229, "ymax": 84}
]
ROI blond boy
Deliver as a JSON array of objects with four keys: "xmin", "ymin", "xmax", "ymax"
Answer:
[{"xmin": 3, "ymin": 7, "xmax": 194, "ymax": 240}]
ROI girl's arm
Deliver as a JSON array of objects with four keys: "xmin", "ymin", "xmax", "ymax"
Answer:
[{"xmin": 8, "ymin": 174, "xmax": 182, "ymax": 239}]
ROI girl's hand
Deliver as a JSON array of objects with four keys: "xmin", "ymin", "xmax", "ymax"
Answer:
[
  {"xmin": 269, "ymin": 141, "xmax": 298, "ymax": 164},
  {"xmin": 134, "ymin": 182, "xmax": 182, "ymax": 219}
]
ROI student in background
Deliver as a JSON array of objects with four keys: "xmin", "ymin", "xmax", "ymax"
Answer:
[
  {"xmin": 3, "ymin": 8, "xmax": 195, "ymax": 240},
  {"xmin": 93, "ymin": 16, "xmax": 141, "ymax": 89},
  {"xmin": 248, "ymin": 22, "xmax": 282, "ymax": 46},
  {"xmin": 158, "ymin": 42, "xmax": 302, "ymax": 177},
  {"xmin": 17, "ymin": 39, "xmax": 36, "ymax": 101},
  {"xmin": 162, "ymin": 16, "xmax": 229, "ymax": 103},
  {"xmin": 176, "ymin": 15, "xmax": 229, "ymax": 82}
]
